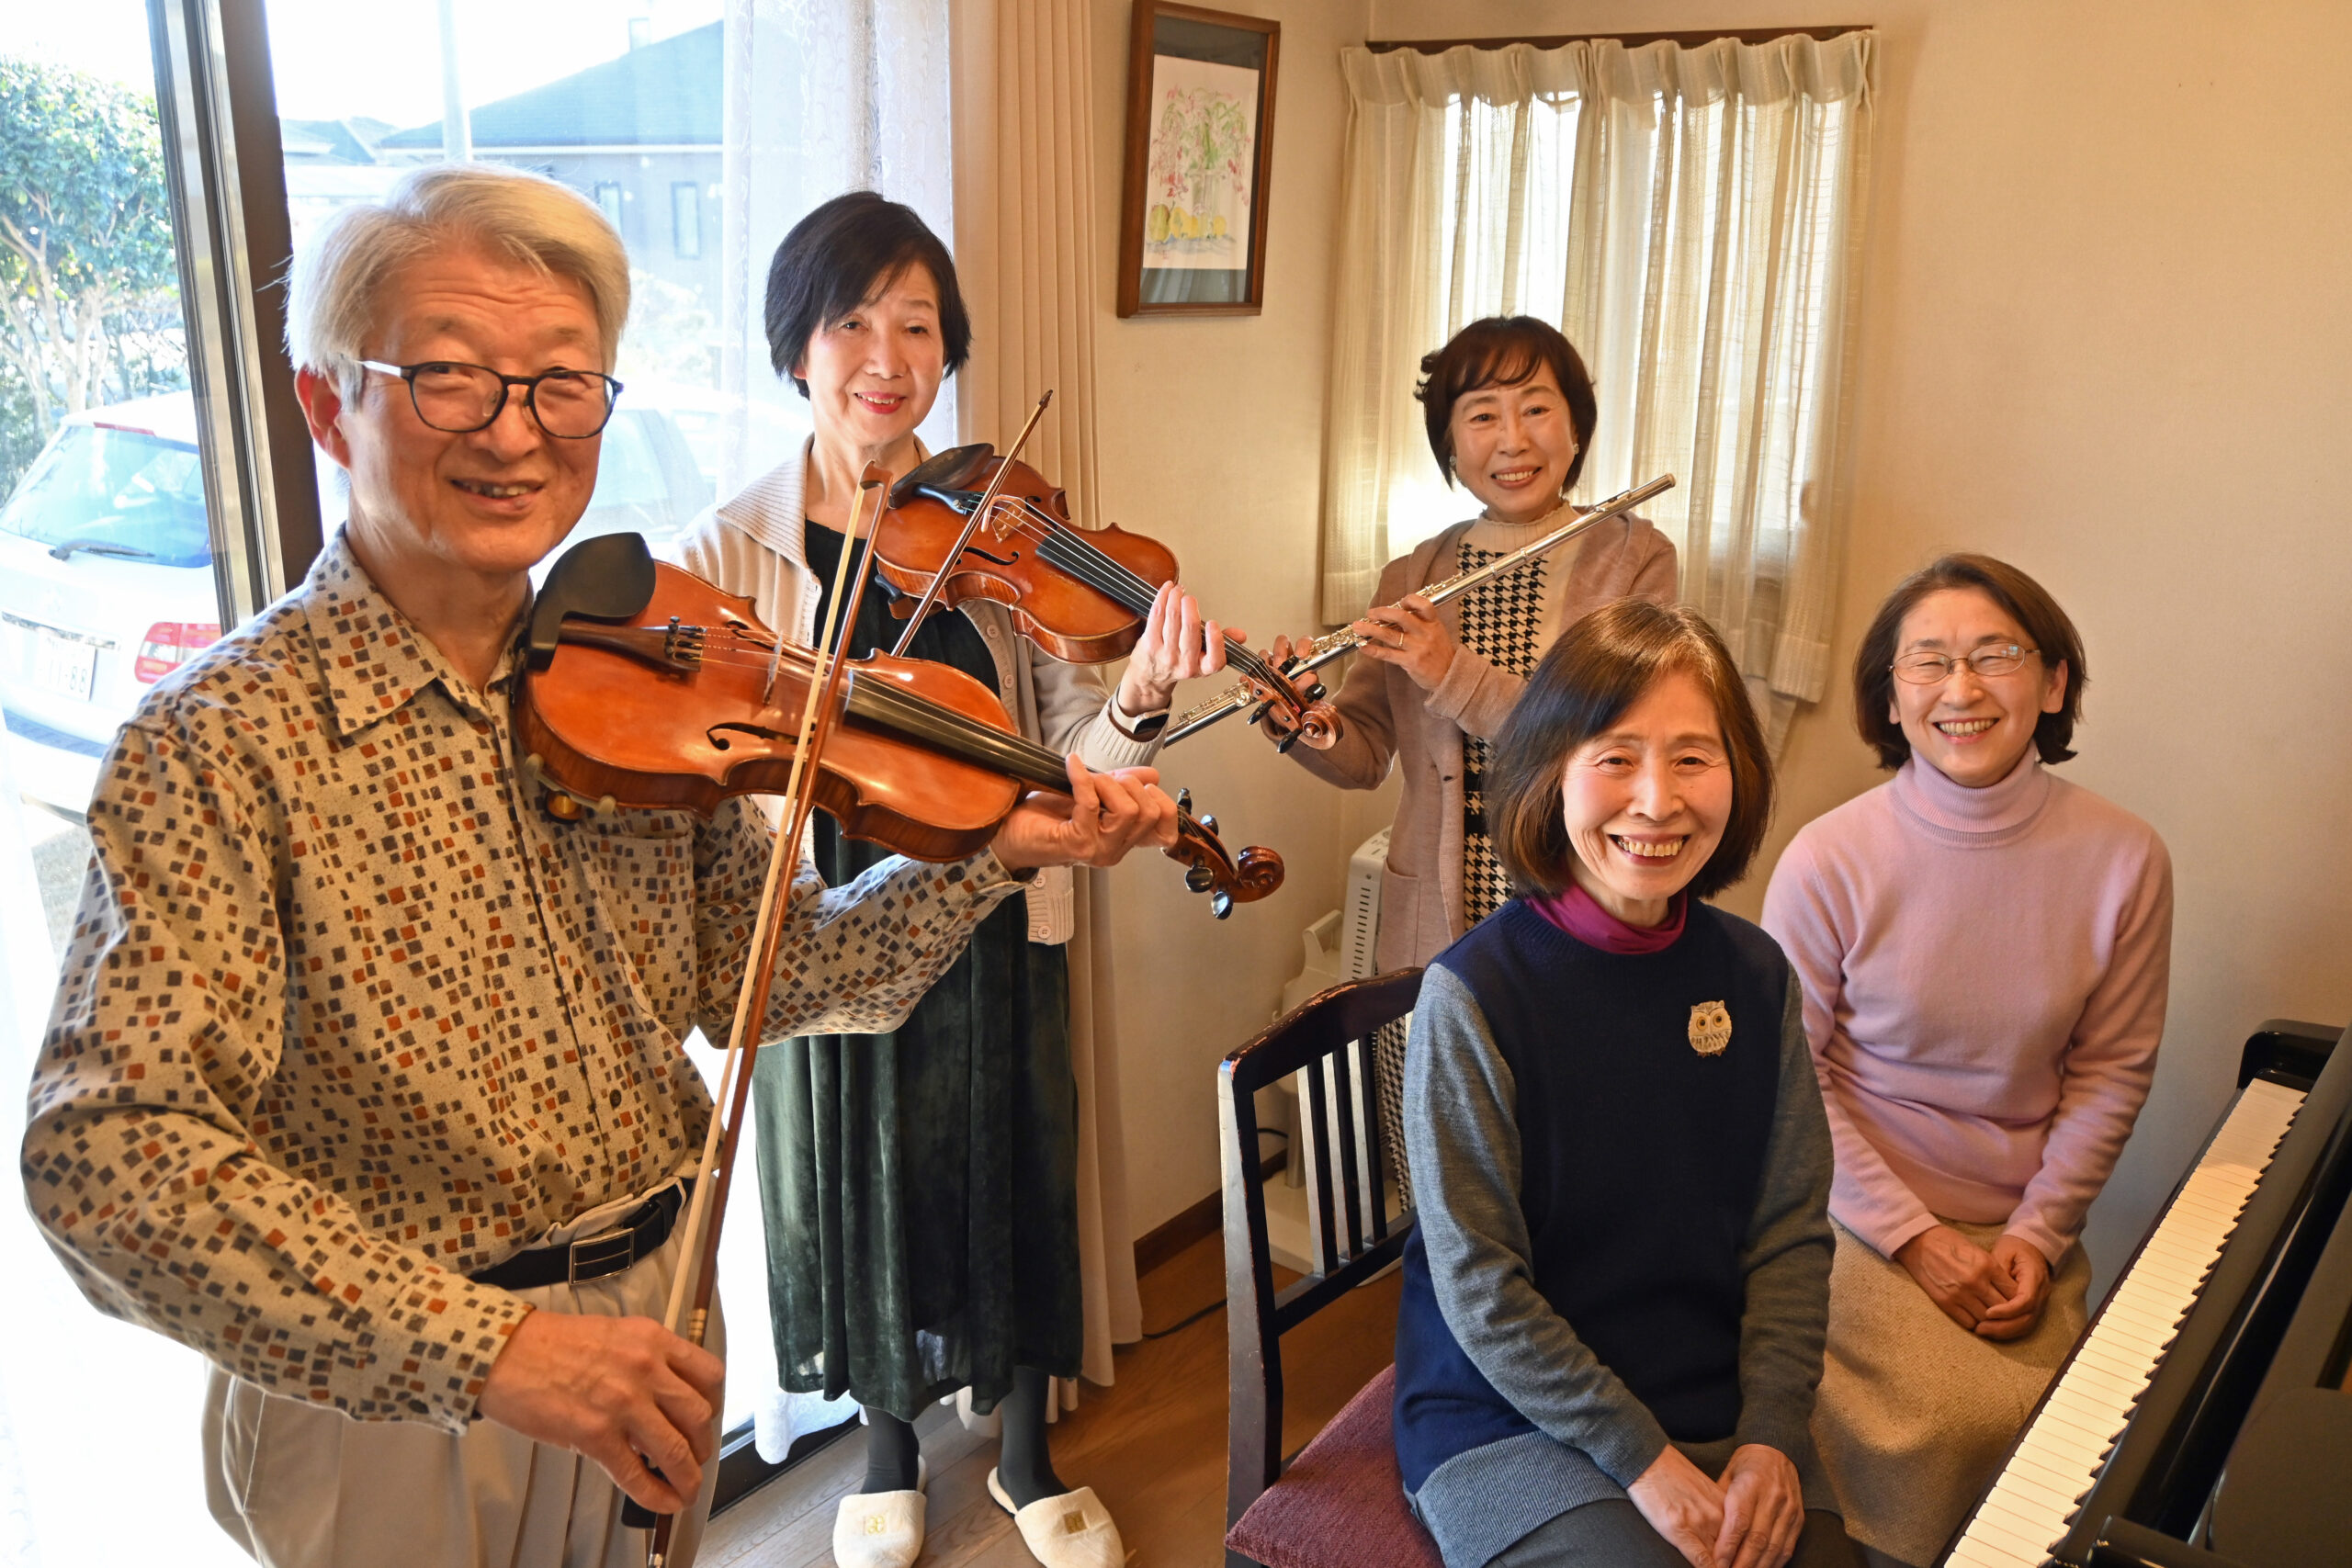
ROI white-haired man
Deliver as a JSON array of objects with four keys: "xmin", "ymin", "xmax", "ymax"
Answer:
[{"xmin": 21, "ymin": 164, "xmax": 1174, "ymax": 1568}]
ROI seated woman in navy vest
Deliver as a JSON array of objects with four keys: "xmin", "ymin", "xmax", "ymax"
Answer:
[{"xmin": 1394, "ymin": 599, "xmax": 1860, "ymax": 1568}]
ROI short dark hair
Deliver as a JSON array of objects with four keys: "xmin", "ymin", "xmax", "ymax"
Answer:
[
  {"xmin": 1414, "ymin": 316, "xmax": 1598, "ymax": 491},
  {"xmin": 1852, "ymin": 554, "xmax": 2088, "ymax": 771},
  {"xmin": 763, "ymin": 192, "xmax": 973, "ymax": 395},
  {"xmin": 1487, "ymin": 599, "xmax": 1774, "ymax": 902}
]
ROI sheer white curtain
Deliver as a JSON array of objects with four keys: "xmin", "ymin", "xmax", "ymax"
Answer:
[
  {"xmin": 713, "ymin": 0, "xmax": 956, "ymax": 501},
  {"xmin": 708, "ymin": 0, "xmax": 960, "ymax": 1463},
  {"xmin": 950, "ymin": 0, "xmax": 1144, "ymax": 1417},
  {"xmin": 1324, "ymin": 34, "xmax": 1875, "ymax": 744}
]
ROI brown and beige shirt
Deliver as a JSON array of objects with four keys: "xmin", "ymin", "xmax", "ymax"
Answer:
[{"xmin": 22, "ymin": 531, "xmax": 1020, "ymax": 1433}]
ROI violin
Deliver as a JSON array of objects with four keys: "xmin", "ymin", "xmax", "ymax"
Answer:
[
  {"xmin": 874, "ymin": 419, "xmax": 1339, "ymax": 750},
  {"xmin": 514, "ymin": 533, "xmax": 1283, "ymax": 918}
]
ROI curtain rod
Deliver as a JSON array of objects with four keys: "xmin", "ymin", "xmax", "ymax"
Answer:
[{"xmin": 1363, "ymin": 26, "xmax": 1862, "ymax": 55}]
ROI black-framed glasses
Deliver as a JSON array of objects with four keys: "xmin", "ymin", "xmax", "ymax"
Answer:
[
  {"xmin": 358, "ymin": 359, "xmax": 624, "ymax": 439},
  {"xmin": 1891, "ymin": 643, "xmax": 2039, "ymax": 684}
]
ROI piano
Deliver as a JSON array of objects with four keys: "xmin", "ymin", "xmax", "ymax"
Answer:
[{"xmin": 1941, "ymin": 1019, "xmax": 2352, "ymax": 1568}]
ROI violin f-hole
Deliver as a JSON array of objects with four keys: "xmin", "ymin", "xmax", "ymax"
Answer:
[{"xmin": 707, "ymin": 722, "xmax": 791, "ymax": 751}]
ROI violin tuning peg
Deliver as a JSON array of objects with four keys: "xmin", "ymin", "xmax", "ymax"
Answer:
[
  {"xmin": 1176, "ymin": 787, "xmax": 1193, "ymax": 815},
  {"xmin": 1212, "ymin": 891, "xmax": 1234, "ymax": 919},
  {"xmin": 1198, "ymin": 813, "xmax": 1217, "ymax": 836},
  {"xmin": 1306, "ymin": 682, "xmax": 1328, "ymax": 703},
  {"xmin": 1274, "ymin": 733, "xmax": 1297, "ymax": 757},
  {"xmin": 1185, "ymin": 863, "xmax": 1216, "ymax": 894}
]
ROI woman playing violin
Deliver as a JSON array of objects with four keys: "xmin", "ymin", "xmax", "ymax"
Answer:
[
  {"xmin": 676, "ymin": 191, "xmax": 1229, "ymax": 1568},
  {"xmin": 1261, "ymin": 316, "xmax": 1677, "ymax": 972}
]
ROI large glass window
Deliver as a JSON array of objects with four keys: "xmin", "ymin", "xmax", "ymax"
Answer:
[{"xmin": 0, "ymin": 9, "xmax": 245, "ymax": 1566}]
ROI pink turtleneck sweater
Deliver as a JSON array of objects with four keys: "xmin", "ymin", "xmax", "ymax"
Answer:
[{"xmin": 1760, "ymin": 755, "xmax": 2172, "ymax": 1264}]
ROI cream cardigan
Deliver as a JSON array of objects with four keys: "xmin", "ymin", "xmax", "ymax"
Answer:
[{"xmin": 671, "ymin": 448, "xmax": 1160, "ymax": 944}]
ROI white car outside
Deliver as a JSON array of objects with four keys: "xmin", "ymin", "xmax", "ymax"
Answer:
[{"xmin": 0, "ymin": 389, "xmax": 712, "ymax": 815}]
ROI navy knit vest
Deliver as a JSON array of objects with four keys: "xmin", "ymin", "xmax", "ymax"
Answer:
[{"xmin": 1394, "ymin": 898, "xmax": 1789, "ymax": 1493}]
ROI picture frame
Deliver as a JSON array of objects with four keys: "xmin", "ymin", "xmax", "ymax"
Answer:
[{"xmin": 1117, "ymin": 2, "xmax": 1281, "ymax": 317}]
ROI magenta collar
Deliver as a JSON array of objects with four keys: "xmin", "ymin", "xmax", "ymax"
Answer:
[{"xmin": 1529, "ymin": 879, "xmax": 1688, "ymax": 954}]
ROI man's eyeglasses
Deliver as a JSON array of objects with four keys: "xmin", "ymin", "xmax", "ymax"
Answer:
[
  {"xmin": 1891, "ymin": 644, "xmax": 2039, "ymax": 684},
  {"xmin": 358, "ymin": 360, "xmax": 624, "ymax": 439}
]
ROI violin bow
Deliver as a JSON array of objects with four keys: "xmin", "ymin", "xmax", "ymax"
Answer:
[
  {"xmin": 634, "ymin": 468, "xmax": 890, "ymax": 1567},
  {"xmin": 888, "ymin": 389, "xmax": 1053, "ymax": 657}
]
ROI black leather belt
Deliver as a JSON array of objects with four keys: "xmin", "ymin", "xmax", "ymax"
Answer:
[{"xmin": 469, "ymin": 1180, "xmax": 690, "ymax": 1292}]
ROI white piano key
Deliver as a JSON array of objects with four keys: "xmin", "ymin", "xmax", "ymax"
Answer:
[
  {"xmin": 1988, "ymin": 1468, "xmax": 2079, "ymax": 1520},
  {"xmin": 1949, "ymin": 1535, "xmax": 2022, "ymax": 1568}
]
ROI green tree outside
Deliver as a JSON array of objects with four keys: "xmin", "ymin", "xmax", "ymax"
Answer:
[{"xmin": 0, "ymin": 56, "xmax": 185, "ymax": 494}]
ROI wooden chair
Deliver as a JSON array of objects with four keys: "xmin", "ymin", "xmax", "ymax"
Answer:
[{"xmin": 1218, "ymin": 969, "xmax": 1442, "ymax": 1568}]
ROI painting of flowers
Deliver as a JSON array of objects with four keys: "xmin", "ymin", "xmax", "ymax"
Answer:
[
  {"xmin": 1143, "ymin": 55, "xmax": 1259, "ymax": 271},
  {"xmin": 1119, "ymin": 3, "xmax": 1279, "ymax": 314}
]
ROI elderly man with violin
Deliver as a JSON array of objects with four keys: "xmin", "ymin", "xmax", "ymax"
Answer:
[{"xmin": 20, "ymin": 163, "xmax": 1177, "ymax": 1568}]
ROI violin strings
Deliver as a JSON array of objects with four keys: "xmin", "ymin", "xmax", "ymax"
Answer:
[{"xmin": 962, "ymin": 496, "xmax": 1295, "ymax": 692}]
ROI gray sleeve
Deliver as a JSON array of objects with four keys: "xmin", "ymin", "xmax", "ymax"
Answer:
[
  {"xmin": 1407, "ymin": 964, "xmax": 1674, "ymax": 1487},
  {"xmin": 1730, "ymin": 970, "xmax": 1838, "ymax": 1460}
]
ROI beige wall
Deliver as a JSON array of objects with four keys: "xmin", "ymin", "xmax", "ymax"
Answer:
[
  {"xmin": 1356, "ymin": 0, "xmax": 2352, "ymax": 1286},
  {"xmin": 1083, "ymin": 0, "xmax": 1396, "ymax": 1235}
]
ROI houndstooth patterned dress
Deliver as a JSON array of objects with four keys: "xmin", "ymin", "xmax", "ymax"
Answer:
[
  {"xmin": 1374, "ymin": 542, "xmax": 1553, "ymax": 1212},
  {"xmin": 1454, "ymin": 541, "xmax": 1554, "ymax": 925}
]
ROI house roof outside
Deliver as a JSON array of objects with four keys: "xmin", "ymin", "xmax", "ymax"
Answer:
[
  {"xmin": 280, "ymin": 117, "xmax": 398, "ymax": 164},
  {"xmin": 378, "ymin": 22, "xmax": 720, "ymax": 152}
]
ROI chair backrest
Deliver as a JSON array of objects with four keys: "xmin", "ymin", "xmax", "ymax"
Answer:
[{"xmin": 1220, "ymin": 967, "xmax": 1423, "ymax": 1538}]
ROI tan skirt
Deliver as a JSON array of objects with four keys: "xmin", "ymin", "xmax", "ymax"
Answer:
[{"xmin": 1814, "ymin": 1217, "xmax": 2090, "ymax": 1568}]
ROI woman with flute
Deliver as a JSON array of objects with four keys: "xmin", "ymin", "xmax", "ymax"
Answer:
[{"xmin": 1258, "ymin": 316, "xmax": 1676, "ymax": 972}]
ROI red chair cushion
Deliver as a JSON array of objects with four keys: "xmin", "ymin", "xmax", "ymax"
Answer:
[{"xmin": 1225, "ymin": 1365, "xmax": 1443, "ymax": 1568}]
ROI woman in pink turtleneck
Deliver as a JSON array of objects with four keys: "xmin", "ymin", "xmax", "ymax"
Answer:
[{"xmin": 1761, "ymin": 556, "xmax": 2171, "ymax": 1568}]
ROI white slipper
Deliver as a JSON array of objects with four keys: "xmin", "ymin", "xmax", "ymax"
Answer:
[
  {"xmin": 987, "ymin": 1467, "xmax": 1128, "ymax": 1568},
  {"xmin": 832, "ymin": 1457, "xmax": 928, "ymax": 1568}
]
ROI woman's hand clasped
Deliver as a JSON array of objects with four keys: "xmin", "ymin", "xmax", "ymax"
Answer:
[
  {"xmin": 1894, "ymin": 1224, "xmax": 2051, "ymax": 1337},
  {"xmin": 1714, "ymin": 1444, "xmax": 1805, "ymax": 1568},
  {"xmin": 1977, "ymin": 1234, "xmax": 2053, "ymax": 1340},
  {"xmin": 1629, "ymin": 1441, "xmax": 1807, "ymax": 1568}
]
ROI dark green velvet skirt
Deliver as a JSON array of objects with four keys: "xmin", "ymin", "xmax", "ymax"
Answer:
[{"xmin": 751, "ymin": 891, "xmax": 1083, "ymax": 1420}]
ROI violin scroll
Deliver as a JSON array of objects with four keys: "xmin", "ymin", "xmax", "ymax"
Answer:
[{"xmin": 1170, "ymin": 788, "xmax": 1283, "ymax": 919}]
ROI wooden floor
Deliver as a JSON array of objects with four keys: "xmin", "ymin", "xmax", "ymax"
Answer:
[{"xmin": 702, "ymin": 1231, "xmax": 1401, "ymax": 1567}]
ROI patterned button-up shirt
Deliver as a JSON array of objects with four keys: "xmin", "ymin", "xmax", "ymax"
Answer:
[{"xmin": 22, "ymin": 532, "xmax": 1020, "ymax": 1433}]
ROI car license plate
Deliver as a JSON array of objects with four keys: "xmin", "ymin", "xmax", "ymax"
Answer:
[{"xmin": 33, "ymin": 628, "xmax": 96, "ymax": 701}]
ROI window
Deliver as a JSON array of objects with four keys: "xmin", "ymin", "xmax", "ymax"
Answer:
[
  {"xmin": 595, "ymin": 179, "xmax": 627, "ymax": 231},
  {"xmin": 673, "ymin": 179, "xmax": 704, "ymax": 259},
  {"xmin": 1323, "ymin": 33, "xmax": 1874, "ymax": 739},
  {"xmin": 0, "ymin": 9, "xmax": 251, "ymax": 1568}
]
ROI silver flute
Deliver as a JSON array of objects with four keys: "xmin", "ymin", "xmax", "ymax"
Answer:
[{"xmin": 1162, "ymin": 473, "xmax": 1677, "ymax": 747}]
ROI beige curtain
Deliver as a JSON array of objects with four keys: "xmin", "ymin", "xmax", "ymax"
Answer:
[
  {"xmin": 1325, "ymin": 34, "xmax": 1875, "ymax": 746},
  {"xmin": 950, "ymin": 0, "xmax": 1143, "ymax": 1402}
]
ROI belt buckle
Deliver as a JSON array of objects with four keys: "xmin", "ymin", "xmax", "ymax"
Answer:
[{"xmin": 568, "ymin": 1226, "xmax": 639, "ymax": 1285}]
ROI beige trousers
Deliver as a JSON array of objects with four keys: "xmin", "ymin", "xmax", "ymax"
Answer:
[
  {"xmin": 1813, "ymin": 1218, "xmax": 2089, "ymax": 1568},
  {"xmin": 203, "ymin": 1187, "xmax": 726, "ymax": 1568}
]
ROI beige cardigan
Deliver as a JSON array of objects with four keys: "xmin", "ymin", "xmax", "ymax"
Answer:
[
  {"xmin": 673, "ymin": 450, "xmax": 1160, "ymax": 944},
  {"xmin": 1289, "ymin": 513, "xmax": 1678, "ymax": 971}
]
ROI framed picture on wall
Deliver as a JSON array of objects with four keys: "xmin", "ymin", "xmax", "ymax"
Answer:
[{"xmin": 1117, "ymin": 2, "xmax": 1281, "ymax": 317}]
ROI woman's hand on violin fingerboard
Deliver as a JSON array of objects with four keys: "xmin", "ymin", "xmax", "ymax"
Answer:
[
  {"xmin": 1351, "ymin": 592, "xmax": 1458, "ymax": 692},
  {"xmin": 990, "ymin": 757, "xmax": 1180, "ymax": 870},
  {"xmin": 1117, "ymin": 581, "xmax": 1243, "ymax": 715}
]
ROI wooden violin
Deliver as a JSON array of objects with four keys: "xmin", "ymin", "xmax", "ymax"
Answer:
[
  {"xmin": 514, "ymin": 533, "xmax": 1283, "ymax": 917},
  {"xmin": 873, "ymin": 413, "xmax": 1338, "ymax": 750}
]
